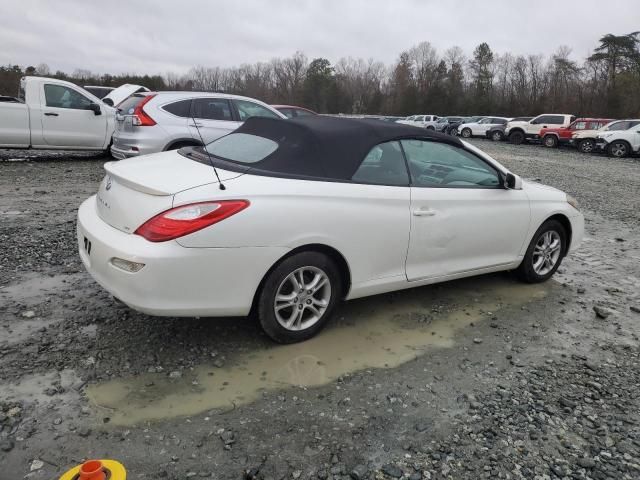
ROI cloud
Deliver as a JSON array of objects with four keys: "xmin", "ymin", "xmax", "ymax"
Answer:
[{"xmin": 1, "ymin": 0, "xmax": 638, "ymax": 75}]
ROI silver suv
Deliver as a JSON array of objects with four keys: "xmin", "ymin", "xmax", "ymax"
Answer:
[{"xmin": 110, "ymin": 92, "xmax": 286, "ymax": 159}]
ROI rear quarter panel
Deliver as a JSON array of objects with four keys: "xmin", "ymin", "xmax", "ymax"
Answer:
[{"xmin": 172, "ymin": 174, "xmax": 412, "ymax": 286}]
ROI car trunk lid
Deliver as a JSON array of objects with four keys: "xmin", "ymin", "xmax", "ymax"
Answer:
[{"xmin": 97, "ymin": 151, "xmax": 242, "ymax": 233}]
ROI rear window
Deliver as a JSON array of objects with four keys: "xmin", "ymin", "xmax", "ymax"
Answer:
[
  {"xmin": 205, "ymin": 133, "xmax": 278, "ymax": 164},
  {"xmin": 117, "ymin": 95, "xmax": 146, "ymax": 114},
  {"xmin": 162, "ymin": 99, "xmax": 191, "ymax": 117}
]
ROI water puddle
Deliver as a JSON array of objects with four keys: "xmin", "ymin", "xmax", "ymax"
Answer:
[{"xmin": 87, "ymin": 277, "xmax": 548, "ymax": 425}]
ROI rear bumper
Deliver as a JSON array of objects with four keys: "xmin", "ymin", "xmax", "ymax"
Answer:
[
  {"xmin": 77, "ymin": 196, "xmax": 288, "ymax": 317},
  {"xmin": 110, "ymin": 145, "xmax": 139, "ymax": 159},
  {"xmin": 111, "ymin": 128, "xmax": 168, "ymax": 158}
]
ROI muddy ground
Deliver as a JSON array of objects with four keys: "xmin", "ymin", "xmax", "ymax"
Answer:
[{"xmin": 1, "ymin": 141, "xmax": 639, "ymax": 480}]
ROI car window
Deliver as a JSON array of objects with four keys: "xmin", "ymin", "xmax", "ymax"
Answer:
[
  {"xmin": 205, "ymin": 132, "xmax": 278, "ymax": 163},
  {"xmin": 401, "ymin": 139, "xmax": 501, "ymax": 189},
  {"xmin": 496, "ymin": 118, "xmax": 508, "ymax": 125},
  {"xmin": 234, "ymin": 99, "xmax": 280, "ymax": 121},
  {"xmin": 193, "ymin": 98, "xmax": 233, "ymax": 121},
  {"xmin": 294, "ymin": 108, "xmax": 314, "ymax": 117},
  {"xmin": 162, "ymin": 99, "xmax": 192, "ymax": 117},
  {"xmin": 478, "ymin": 118, "xmax": 490, "ymax": 124},
  {"xmin": 572, "ymin": 121, "xmax": 587, "ymax": 130},
  {"xmin": 278, "ymin": 108, "xmax": 294, "ymax": 118},
  {"xmin": 117, "ymin": 95, "xmax": 146, "ymax": 115},
  {"xmin": 352, "ymin": 141, "xmax": 409, "ymax": 186},
  {"xmin": 628, "ymin": 121, "xmax": 640, "ymax": 129},
  {"xmin": 547, "ymin": 115, "xmax": 565, "ymax": 124},
  {"xmin": 44, "ymin": 84, "xmax": 92, "ymax": 110},
  {"xmin": 606, "ymin": 121, "xmax": 628, "ymax": 131}
]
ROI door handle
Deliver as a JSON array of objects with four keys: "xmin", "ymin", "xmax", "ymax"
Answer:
[
  {"xmin": 413, "ymin": 208, "xmax": 436, "ymax": 217},
  {"xmin": 190, "ymin": 123, "xmax": 203, "ymax": 128},
  {"xmin": 44, "ymin": 112, "xmax": 59, "ymax": 117}
]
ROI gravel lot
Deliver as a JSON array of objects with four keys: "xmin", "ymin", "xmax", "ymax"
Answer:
[{"xmin": 1, "ymin": 141, "xmax": 639, "ymax": 479}]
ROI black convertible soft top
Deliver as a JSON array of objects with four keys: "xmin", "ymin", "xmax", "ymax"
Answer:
[{"xmin": 193, "ymin": 115, "xmax": 464, "ymax": 181}]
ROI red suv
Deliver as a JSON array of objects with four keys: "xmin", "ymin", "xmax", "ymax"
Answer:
[{"xmin": 540, "ymin": 118, "xmax": 613, "ymax": 148}]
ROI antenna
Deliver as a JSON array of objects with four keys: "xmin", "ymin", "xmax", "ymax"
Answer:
[{"xmin": 191, "ymin": 101, "xmax": 226, "ymax": 190}]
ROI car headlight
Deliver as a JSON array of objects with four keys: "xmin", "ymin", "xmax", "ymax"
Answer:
[{"xmin": 566, "ymin": 194, "xmax": 579, "ymax": 210}]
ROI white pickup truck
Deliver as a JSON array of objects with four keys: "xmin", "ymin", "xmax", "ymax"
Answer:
[{"xmin": 0, "ymin": 76, "xmax": 116, "ymax": 151}]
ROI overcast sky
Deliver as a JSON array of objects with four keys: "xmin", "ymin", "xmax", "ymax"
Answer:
[{"xmin": 2, "ymin": 0, "xmax": 639, "ymax": 75}]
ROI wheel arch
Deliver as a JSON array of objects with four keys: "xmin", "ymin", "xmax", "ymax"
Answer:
[
  {"xmin": 163, "ymin": 138, "xmax": 202, "ymax": 151},
  {"xmin": 544, "ymin": 213, "xmax": 573, "ymax": 254},
  {"xmin": 608, "ymin": 138, "xmax": 631, "ymax": 155},
  {"xmin": 249, "ymin": 243, "xmax": 352, "ymax": 315}
]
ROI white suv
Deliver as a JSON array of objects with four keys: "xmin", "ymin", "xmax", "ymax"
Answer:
[
  {"xmin": 457, "ymin": 117, "xmax": 510, "ymax": 138},
  {"xmin": 595, "ymin": 119, "xmax": 640, "ymax": 158},
  {"xmin": 505, "ymin": 114, "xmax": 575, "ymax": 144},
  {"xmin": 110, "ymin": 92, "xmax": 285, "ymax": 159},
  {"xmin": 397, "ymin": 114, "xmax": 440, "ymax": 130}
]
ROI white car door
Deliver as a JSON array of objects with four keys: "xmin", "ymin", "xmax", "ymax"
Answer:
[
  {"xmin": 188, "ymin": 98, "xmax": 241, "ymax": 143},
  {"xmin": 400, "ymin": 139, "xmax": 531, "ymax": 281},
  {"xmin": 473, "ymin": 118, "xmax": 491, "ymax": 136},
  {"xmin": 40, "ymin": 83, "xmax": 107, "ymax": 148}
]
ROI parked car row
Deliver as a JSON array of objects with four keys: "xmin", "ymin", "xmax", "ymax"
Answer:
[{"xmin": 394, "ymin": 111, "xmax": 640, "ymax": 158}]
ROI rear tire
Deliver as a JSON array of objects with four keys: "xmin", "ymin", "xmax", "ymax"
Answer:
[
  {"xmin": 258, "ymin": 252, "xmax": 342, "ymax": 343},
  {"xmin": 491, "ymin": 130, "xmax": 504, "ymax": 142},
  {"xmin": 509, "ymin": 131, "xmax": 525, "ymax": 145},
  {"xmin": 515, "ymin": 219, "xmax": 567, "ymax": 283},
  {"xmin": 543, "ymin": 135, "xmax": 558, "ymax": 148},
  {"xmin": 449, "ymin": 127, "xmax": 458, "ymax": 136},
  {"xmin": 577, "ymin": 139, "xmax": 595, "ymax": 154},
  {"xmin": 461, "ymin": 128, "xmax": 472, "ymax": 138}
]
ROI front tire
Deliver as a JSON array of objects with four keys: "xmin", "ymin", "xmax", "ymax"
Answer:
[
  {"xmin": 516, "ymin": 220, "xmax": 567, "ymax": 283},
  {"xmin": 608, "ymin": 140, "xmax": 630, "ymax": 158},
  {"xmin": 461, "ymin": 128, "xmax": 472, "ymax": 138},
  {"xmin": 543, "ymin": 135, "xmax": 558, "ymax": 148},
  {"xmin": 258, "ymin": 252, "xmax": 342, "ymax": 343}
]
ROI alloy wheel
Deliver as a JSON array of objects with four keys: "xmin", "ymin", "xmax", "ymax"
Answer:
[
  {"xmin": 579, "ymin": 139, "xmax": 594, "ymax": 153},
  {"xmin": 610, "ymin": 142, "xmax": 627, "ymax": 158},
  {"xmin": 461, "ymin": 128, "xmax": 471, "ymax": 138},
  {"xmin": 532, "ymin": 231, "xmax": 562, "ymax": 276},
  {"xmin": 492, "ymin": 131, "xmax": 503, "ymax": 141},
  {"xmin": 274, "ymin": 266, "xmax": 332, "ymax": 331}
]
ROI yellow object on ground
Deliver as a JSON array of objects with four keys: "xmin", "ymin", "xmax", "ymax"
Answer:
[{"xmin": 59, "ymin": 459, "xmax": 126, "ymax": 480}]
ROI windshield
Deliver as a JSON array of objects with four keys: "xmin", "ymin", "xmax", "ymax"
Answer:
[{"xmin": 205, "ymin": 133, "xmax": 278, "ymax": 164}]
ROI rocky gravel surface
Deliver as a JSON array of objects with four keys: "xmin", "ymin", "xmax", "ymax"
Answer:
[{"xmin": 1, "ymin": 142, "xmax": 639, "ymax": 479}]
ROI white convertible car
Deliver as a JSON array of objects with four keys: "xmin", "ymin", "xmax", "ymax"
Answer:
[{"xmin": 78, "ymin": 116, "xmax": 583, "ymax": 343}]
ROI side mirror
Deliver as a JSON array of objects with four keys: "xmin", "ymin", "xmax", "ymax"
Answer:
[
  {"xmin": 88, "ymin": 103, "xmax": 102, "ymax": 115},
  {"xmin": 102, "ymin": 98, "xmax": 114, "ymax": 107},
  {"xmin": 505, "ymin": 172, "xmax": 522, "ymax": 190}
]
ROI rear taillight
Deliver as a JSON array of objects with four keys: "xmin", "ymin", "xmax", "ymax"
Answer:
[
  {"xmin": 132, "ymin": 94, "xmax": 157, "ymax": 126},
  {"xmin": 134, "ymin": 200, "xmax": 249, "ymax": 242}
]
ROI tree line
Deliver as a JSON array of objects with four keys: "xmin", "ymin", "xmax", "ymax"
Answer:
[{"xmin": 1, "ymin": 32, "xmax": 639, "ymax": 118}]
